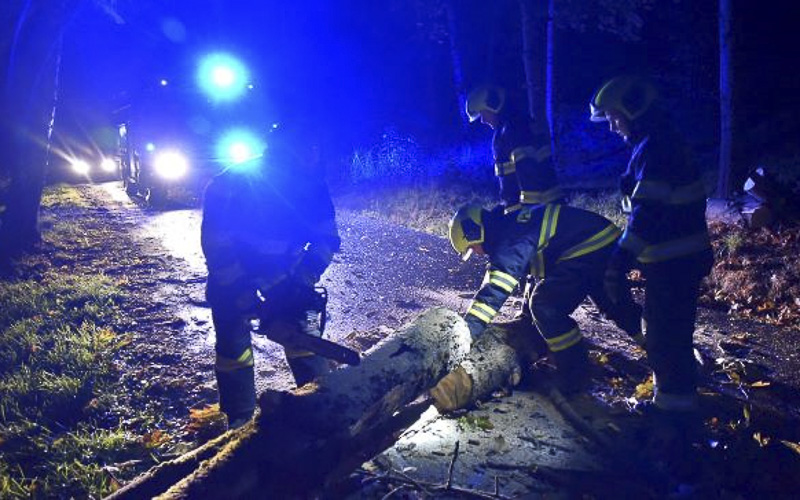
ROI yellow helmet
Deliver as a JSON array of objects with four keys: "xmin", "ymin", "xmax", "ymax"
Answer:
[
  {"xmin": 466, "ymin": 85, "xmax": 506, "ymax": 122},
  {"xmin": 448, "ymin": 204, "xmax": 486, "ymax": 260},
  {"xmin": 589, "ymin": 76, "xmax": 657, "ymax": 123}
]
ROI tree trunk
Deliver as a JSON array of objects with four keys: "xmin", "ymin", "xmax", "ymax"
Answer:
[
  {"xmin": 518, "ymin": 0, "xmax": 547, "ymax": 123},
  {"xmin": 107, "ymin": 308, "xmax": 474, "ymax": 499},
  {"xmin": 717, "ymin": 0, "xmax": 733, "ymax": 198},
  {"xmin": 455, "ymin": 323, "xmax": 543, "ymax": 407},
  {"xmin": 0, "ymin": 0, "xmax": 70, "ymax": 262},
  {"xmin": 443, "ymin": 0, "xmax": 467, "ymax": 130},
  {"xmin": 545, "ymin": 0, "xmax": 558, "ymax": 168}
]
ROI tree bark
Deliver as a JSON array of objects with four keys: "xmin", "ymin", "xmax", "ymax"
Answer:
[
  {"xmin": 518, "ymin": 0, "xmax": 547, "ymax": 123},
  {"xmin": 545, "ymin": 0, "xmax": 558, "ymax": 168},
  {"xmin": 107, "ymin": 308, "xmax": 474, "ymax": 499},
  {"xmin": 460, "ymin": 323, "xmax": 543, "ymax": 405},
  {"xmin": 717, "ymin": 0, "xmax": 733, "ymax": 198},
  {"xmin": 0, "ymin": 0, "xmax": 71, "ymax": 262},
  {"xmin": 443, "ymin": 0, "xmax": 468, "ymax": 130}
]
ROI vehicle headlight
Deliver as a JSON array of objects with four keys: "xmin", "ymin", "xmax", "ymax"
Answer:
[
  {"xmin": 153, "ymin": 151, "xmax": 189, "ymax": 180},
  {"xmin": 70, "ymin": 159, "xmax": 90, "ymax": 175},
  {"xmin": 100, "ymin": 158, "xmax": 117, "ymax": 173}
]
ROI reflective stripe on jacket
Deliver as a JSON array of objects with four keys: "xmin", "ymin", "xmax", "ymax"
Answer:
[
  {"xmin": 492, "ymin": 116, "xmax": 562, "ymax": 208},
  {"xmin": 465, "ymin": 205, "xmax": 619, "ymax": 330},
  {"xmin": 619, "ymin": 122, "xmax": 710, "ymax": 263}
]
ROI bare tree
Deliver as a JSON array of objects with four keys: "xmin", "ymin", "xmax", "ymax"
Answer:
[
  {"xmin": 0, "ymin": 0, "xmax": 121, "ymax": 267},
  {"xmin": 717, "ymin": 0, "xmax": 733, "ymax": 198},
  {"xmin": 518, "ymin": 0, "xmax": 548, "ymax": 124},
  {"xmin": 0, "ymin": 0, "xmax": 72, "ymax": 264},
  {"xmin": 519, "ymin": 0, "xmax": 655, "ymax": 167},
  {"xmin": 443, "ymin": 0, "xmax": 467, "ymax": 128}
]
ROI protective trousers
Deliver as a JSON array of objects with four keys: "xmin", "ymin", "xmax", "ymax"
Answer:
[
  {"xmin": 641, "ymin": 250, "xmax": 713, "ymax": 411},
  {"xmin": 529, "ymin": 245, "xmax": 641, "ymax": 351},
  {"xmin": 528, "ymin": 247, "xmax": 642, "ymax": 391},
  {"xmin": 212, "ymin": 306, "xmax": 257, "ymax": 421}
]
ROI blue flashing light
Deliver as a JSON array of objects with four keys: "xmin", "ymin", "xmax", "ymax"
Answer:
[
  {"xmin": 216, "ymin": 128, "xmax": 265, "ymax": 167},
  {"xmin": 145, "ymin": 142, "xmax": 156, "ymax": 152},
  {"xmin": 160, "ymin": 79, "xmax": 169, "ymax": 86},
  {"xmin": 197, "ymin": 53, "xmax": 250, "ymax": 102}
]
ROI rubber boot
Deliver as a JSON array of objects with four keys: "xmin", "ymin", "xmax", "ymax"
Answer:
[{"xmin": 551, "ymin": 340, "xmax": 589, "ymax": 394}]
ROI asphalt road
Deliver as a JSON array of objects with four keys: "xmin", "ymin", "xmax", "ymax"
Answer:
[
  {"xmin": 92, "ymin": 182, "xmax": 610, "ymax": 497},
  {"xmin": 91, "ymin": 182, "xmax": 800, "ymax": 498}
]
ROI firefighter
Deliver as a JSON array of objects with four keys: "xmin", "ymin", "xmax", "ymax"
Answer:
[
  {"xmin": 201, "ymin": 123, "xmax": 341, "ymax": 429},
  {"xmin": 589, "ymin": 75, "xmax": 713, "ymax": 415},
  {"xmin": 465, "ymin": 84, "xmax": 564, "ymax": 213},
  {"xmin": 442, "ymin": 203, "xmax": 642, "ymax": 397}
]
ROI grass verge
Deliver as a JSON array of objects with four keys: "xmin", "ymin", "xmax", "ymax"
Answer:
[{"xmin": 0, "ymin": 186, "xmax": 168, "ymax": 499}]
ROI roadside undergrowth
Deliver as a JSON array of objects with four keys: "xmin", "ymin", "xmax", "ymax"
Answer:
[
  {"xmin": 335, "ymin": 180, "xmax": 495, "ymax": 237},
  {"xmin": 703, "ymin": 220, "xmax": 800, "ymax": 328}
]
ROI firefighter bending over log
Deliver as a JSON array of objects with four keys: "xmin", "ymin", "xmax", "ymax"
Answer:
[
  {"xmin": 431, "ymin": 203, "xmax": 644, "ymax": 409},
  {"xmin": 201, "ymin": 123, "xmax": 342, "ymax": 430}
]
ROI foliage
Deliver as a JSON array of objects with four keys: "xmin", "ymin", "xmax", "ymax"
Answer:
[
  {"xmin": 457, "ymin": 414, "xmax": 494, "ymax": 431},
  {"xmin": 337, "ymin": 180, "xmax": 494, "ymax": 237},
  {"xmin": 346, "ymin": 127, "xmax": 493, "ymax": 187},
  {"xmin": 703, "ymin": 221, "xmax": 800, "ymax": 328},
  {"xmin": 349, "ymin": 127, "xmax": 423, "ymax": 183},
  {"xmin": 39, "ymin": 184, "xmax": 92, "ymax": 209},
  {"xmin": 557, "ymin": 0, "xmax": 656, "ymax": 42}
]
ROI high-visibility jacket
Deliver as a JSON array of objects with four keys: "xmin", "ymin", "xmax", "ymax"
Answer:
[
  {"xmin": 617, "ymin": 119, "xmax": 711, "ymax": 263},
  {"xmin": 492, "ymin": 116, "xmax": 563, "ymax": 213},
  {"xmin": 465, "ymin": 204, "xmax": 620, "ymax": 332},
  {"xmin": 201, "ymin": 161, "xmax": 340, "ymax": 309}
]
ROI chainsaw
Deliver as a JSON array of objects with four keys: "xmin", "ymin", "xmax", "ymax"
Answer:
[{"xmin": 255, "ymin": 285, "xmax": 360, "ymax": 366}]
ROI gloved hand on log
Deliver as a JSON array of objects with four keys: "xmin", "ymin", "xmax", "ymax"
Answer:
[{"xmin": 429, "ymin": 366, "xmax": 473, "ymax": 412}]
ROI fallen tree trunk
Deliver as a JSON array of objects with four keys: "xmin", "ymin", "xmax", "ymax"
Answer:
[
  {"xmin": 457, "ymin": 321, "xmax": 544, "ymax": 406},
  {"xmin": 108, "ymin": 307, "xmax": 474, "ymax": 499},
  {"xmin": 429, "ymin": 320, "xmax": 545, "ymax": 412}
]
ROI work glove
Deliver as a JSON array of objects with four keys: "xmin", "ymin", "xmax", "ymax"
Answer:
[
  {"xmin": 430, "ymin": 366, "xmax": 473, "ymax": 413},
  {"xmin": 604, "ymin": 246, "xmax": 634, "ymax": 305}
]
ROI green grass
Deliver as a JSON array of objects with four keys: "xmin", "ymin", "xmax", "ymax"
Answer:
[{"xmin": 0, "ymin": 200, "xmax": 164, "ymax": 499}]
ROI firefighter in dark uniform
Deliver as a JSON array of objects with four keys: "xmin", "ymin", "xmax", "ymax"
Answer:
[
  {"xmin": 465, "ymin": 85, "xmax": 564, "ymax": 213},
  {"xmin": 589, "ymin": 76, "xmax": 713, "ymax": 414},
  {"xmin": 201, "ymin": 124, "xmax": 341, "ymax": 429},
  {"xmin": 445, "ymin": 203, "xmax": 642, "ymax": 394}
]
